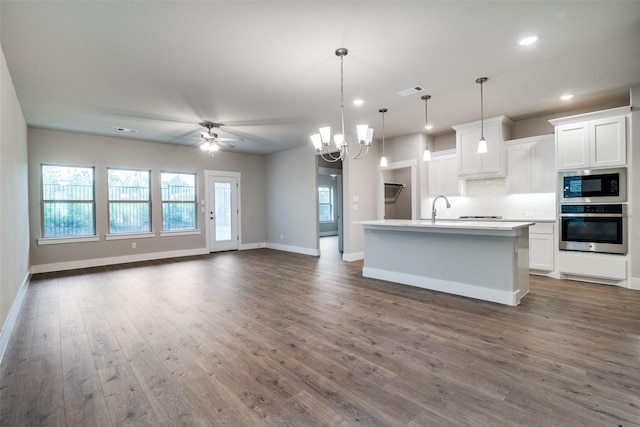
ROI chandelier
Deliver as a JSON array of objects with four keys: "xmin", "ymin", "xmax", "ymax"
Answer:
[{"xmin": 310, "ymin": 48, "xmax": 374, "ymax": 162}]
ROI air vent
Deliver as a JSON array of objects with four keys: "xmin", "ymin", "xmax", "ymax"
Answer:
[
  {"xmin": 397, "ymin": 86, "xmax": 425, "ymax": 97},
  {"xmin": 114, "ymin": 127, "xmax": 138, "ymax": 133}
]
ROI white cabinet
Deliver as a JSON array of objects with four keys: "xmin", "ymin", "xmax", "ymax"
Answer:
[
  {"xmin": 529, "ymin": 222, "xmax": 555, "ymax": 273},
  {"xmin": 453, "ymin": 115, "xmax": 512, "ymax": 178},
  {"xmin": 427, "ymin": 150, "xmax": 462, "ymax": 196},
  {"xmin": 506, "ymin": 135, "xmax": 555, "ymax": 193},
  {"xmin": 550, "ymin": 107, "xmax": 628, "ymax": 170}
]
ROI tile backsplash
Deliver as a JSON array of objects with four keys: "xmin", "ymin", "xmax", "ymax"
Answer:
[{"xmin": 424, "ymin": 177, "xmax": 557, "ymax": 219}]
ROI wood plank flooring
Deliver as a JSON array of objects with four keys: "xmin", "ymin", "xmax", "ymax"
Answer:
[{"xmin": 1, "ymin": 242, "xmax": 639, "ymax": 426}]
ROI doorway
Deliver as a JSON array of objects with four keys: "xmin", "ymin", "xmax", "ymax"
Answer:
[
  {"xmin": 317, "ymin": 159, "xmax": 343, "ymax": 256},
  {"xmin": 205, "ymin": 171, "xmax": 240, "ymax": 252},
  {"xmin": 379, "ymin": 160, "xmax": 418, "ymax": 220}
]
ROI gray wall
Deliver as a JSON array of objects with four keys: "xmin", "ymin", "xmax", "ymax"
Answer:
[
  {"xmin": 0, "ymin": 46, "xmax": 30, "ymax": 344},
  {"xmin": 265, "ymin": 144, "xmax": 319, "ymax": 253},
  {"xmin": 28, "ymin": 128, "xmax": 266, "ymax": 269}
]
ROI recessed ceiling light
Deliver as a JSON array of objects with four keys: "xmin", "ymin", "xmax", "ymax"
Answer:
[
  {"xmin": 353, "ymin": 99, "xmax": 364, "ymax": 106},
  {"xmin": 517, "ymin": 34, "xmax": 539, "ymax": 46},
  {"xmin": 560, "ymin": 94, "xmax": 574, "ymax": 101}
]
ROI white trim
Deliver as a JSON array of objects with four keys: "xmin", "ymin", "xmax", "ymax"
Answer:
[
  {"xmin": 363, "ymin": 266, "xmax": 524, "ymax": 306},
  {"xmin": 266, "ymin": 243, "xmax": 320, "ymax": 256},
  {"xmin": 37, "ymin": 235, "xmax": 100, "ymax": 245},
  {"xmin": 159, "ymin": 230, "xmax": 201, "ymax": 237},
  {"xmin": 0, "ymin": 274, "xmax": 30, "ymax": 365},
  {"xmin": 342, "ymin": 251, "xmax": 364, "ymax": 262},
  {"xmin": 628, "ymin": 277, "xmax": 640, "ymax": 290},
  {"xmin": 30, "ymin": 248, "xmax": 209, "ymax": 274},
  {"xmin": 239, "ymin": 242, "xmax": 266, "ymax": 250},
  {"xmin": 105, "ymin": 232, "xmax": 155, "ymax": 241}
]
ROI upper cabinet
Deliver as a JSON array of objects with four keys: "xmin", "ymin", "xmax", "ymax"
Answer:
[
  {"xmin": 550, "ymin": 107, "xmax": 629, "ymax": 170},
  {"xmin": 453, "ymin": 115, "xmax": 512, "ymax": 178},
  {"xmin": 427, "ymin": 149, "xmax": 462, "ymax": 197},
  {"xmin": 506, "ymin": 135, "xmax": 555, "ymax": 193}
]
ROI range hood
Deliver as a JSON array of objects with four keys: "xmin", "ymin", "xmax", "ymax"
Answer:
[{"xmin": 384, "ymin": 182, "xmax": 405, "ymax": 203}]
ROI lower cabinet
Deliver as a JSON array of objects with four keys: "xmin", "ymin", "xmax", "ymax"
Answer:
[{"xmin": 529, "ymin": 222, "xmax": 555, "ymax": 273}]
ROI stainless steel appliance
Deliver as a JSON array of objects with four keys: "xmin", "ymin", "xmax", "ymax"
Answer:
[
  {"xmin": 559, "ymin": 204, "xmax": 627, "ymax": 255},
  {"xmin": 559, "ymin": 167, "xmax": 626, "ymax": 203}
]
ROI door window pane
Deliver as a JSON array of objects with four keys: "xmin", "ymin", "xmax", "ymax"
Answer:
[{"xmin": 215, "ymin": 182, "xmax": 231, "ymax": 241}]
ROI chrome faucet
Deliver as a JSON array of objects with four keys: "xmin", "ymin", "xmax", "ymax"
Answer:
[{"xmin": 431, "ymin": 195, "xmax": 451, "ymax": 223}]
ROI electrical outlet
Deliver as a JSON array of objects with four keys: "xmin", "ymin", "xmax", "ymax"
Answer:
[{"xmin": 132, "ymin": 242, "xmax": 136, "ymax": 249}]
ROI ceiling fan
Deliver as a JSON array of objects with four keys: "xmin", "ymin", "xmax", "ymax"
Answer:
[{"xmin": 197, "ymin": 121, "xmax": 244, "ymax": 155}]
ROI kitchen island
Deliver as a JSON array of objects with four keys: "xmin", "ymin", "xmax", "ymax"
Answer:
[{"xmin": 360, "ymin": 220, "xmax": 534, "ymax": 306}]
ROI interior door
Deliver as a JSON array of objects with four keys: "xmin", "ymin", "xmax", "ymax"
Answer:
[{"xmin": 208, "ymin": 175, "xmax": 238, "ymax": 252}]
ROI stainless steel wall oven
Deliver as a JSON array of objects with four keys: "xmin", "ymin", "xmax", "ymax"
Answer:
[{"xmin": 559, "ymin": 204, "xmax": 627, "ymax": 255}]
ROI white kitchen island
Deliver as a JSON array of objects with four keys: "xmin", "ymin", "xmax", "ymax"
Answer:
[{"xmin": 361, "ymin": 220, "xmax": 534, "ymax": 306}]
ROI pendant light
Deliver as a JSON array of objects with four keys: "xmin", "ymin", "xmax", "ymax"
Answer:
[
  {"xmin": 476, "ymin": 77, "xmax": 488, "ymax": 154},
  {"xmin": 310, "ymin": 48, "xmax": 374, "ymax": 162},
  {"xmin": 421, "ymin": 95, "xmax": 431, "ymax": 161},
  {"xmin": 379, "ymin": 108, "xmax": 388, "ymax": 167}
]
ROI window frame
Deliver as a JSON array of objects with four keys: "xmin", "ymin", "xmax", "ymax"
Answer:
[
  {"xmin": 160, "ymin": 171, "xmax": 198, "ymax": 233},
  {"xmin": 39, "ymin": 163, "xmax": 97, "ymax": 243},
  {"xmin": 318, "ymin": 185, "xmax": 335, "ymax": 223},
  {"xmin": 106, "ymin": 167, "xmax": 152, "ymax": 236}
]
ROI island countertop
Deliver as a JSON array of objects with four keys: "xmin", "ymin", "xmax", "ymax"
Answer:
[{"xmin": 360, "ymin": 219, "xmax": 534, "ymax": 236}]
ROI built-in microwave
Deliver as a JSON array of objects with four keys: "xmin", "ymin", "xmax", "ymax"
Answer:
[{"xmin": 559, "ymin": 167, "xmax": 626, "ymax": 204}]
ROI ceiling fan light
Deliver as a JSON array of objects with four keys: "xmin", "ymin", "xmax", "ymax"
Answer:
[
  {"xmin": 212, "ymin": 144, "xmax": 221, "ymax": 152},
  {"xmin": 477, "ymin": 137, "xmax": 488, "ymax": 153}
]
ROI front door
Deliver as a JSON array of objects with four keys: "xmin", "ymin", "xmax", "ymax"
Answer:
[{"xmin": 207, "ymin": 175, "xmax": 238, "ymax": 252}]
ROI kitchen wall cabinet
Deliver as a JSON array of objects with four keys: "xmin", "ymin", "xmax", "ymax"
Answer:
[
  {"xmin": 427, "ymin": 150, "xmax": 462, "ymax": 196},
  {"xmin": 506, "ymin": 135, "xmax": 555, "ymax": 193},
  {"xmin": 550, "ymin": 107, "xmax": 628, "ymax": 170},
  {"xmin": 453, "ymin": 115, "xmax": 512, "ymax": 178},
  {"xmin": 529, "ymin": 222, "xmax": 555, "ymax": 273}
]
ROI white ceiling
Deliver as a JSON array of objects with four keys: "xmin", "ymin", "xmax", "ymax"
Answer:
[{"xmin": 2, "ymin": 1, "xmax": 639, "ymax": 155}]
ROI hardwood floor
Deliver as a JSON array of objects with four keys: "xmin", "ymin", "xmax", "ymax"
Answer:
[{"xmin": 1, "ymin": 245, "xmax": 639, "ymax": 426}]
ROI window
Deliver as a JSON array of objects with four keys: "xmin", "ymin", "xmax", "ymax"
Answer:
[
  {"xmin": 108, "ymin": 168, "xmax": 151, "ymax": 234},
  {"xmin": 41, "ymin": 164, "xmax": 95, "ymax": 238},
  {"xmin": 318, "ymin": 186, "xmax": 335, "ymax": 222},
  {"xmin": 161, "ymin": 172, "xmax": 197, "ymax": 231}
]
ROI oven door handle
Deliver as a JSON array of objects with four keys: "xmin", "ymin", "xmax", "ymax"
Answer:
[{"xmin": 559, "ymin": 213, "xmax": 626, "ymax": 218}]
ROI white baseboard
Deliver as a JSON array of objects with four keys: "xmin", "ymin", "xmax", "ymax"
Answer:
[
  {"xmin": 30, "ymin": 248, "xmax": 210, "ymax": 274},
  {"xmin": 628, "ymin": 276, "xmax": 640, "ymax": 290},
  {"xmin": 342, "ymin": 252, "xmax": 364, "ymax": 262},
  {"xmin": 363, "ymin": 266, "xmax": 523, "ymax": 306},
  {"xmin": 239, "ymin": 242, "xmax": 266, "ymax": 250},
  {"xmin": 266, "ymin": 243, "xmax": 320, "ymax": 256},
  {"xmin": 0, "ymin": 273, "xmax": 30, "ymax": 365}
]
